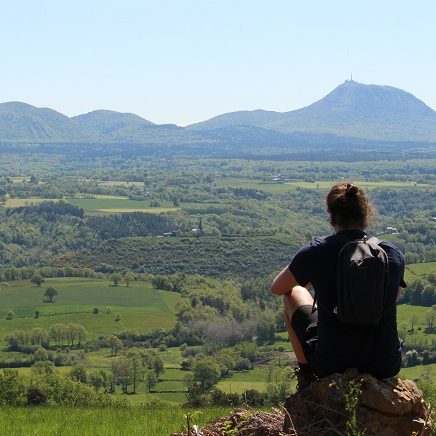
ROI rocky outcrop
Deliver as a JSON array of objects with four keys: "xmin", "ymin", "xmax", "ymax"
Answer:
[
  {"xmin": 284, "ymin": 369, "xmax": 433, "ymax": 435},
  {"xmin": 173, "ymin": 370, "xmax": 432, "ymax": 435},
  {"xmin": 172, "ymin": 409, "xmax": 286, "ymax": 436}
]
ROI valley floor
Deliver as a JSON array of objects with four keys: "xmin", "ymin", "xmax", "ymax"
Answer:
[{"xmin": 0, "ymin": 406, "xmax": 232, "ymax": 436}]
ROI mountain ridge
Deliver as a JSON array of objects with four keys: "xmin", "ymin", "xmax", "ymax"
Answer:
[
  {"xmin": 1, "ymin": 80, "xmax": 436, "ymax": 143},
  {"xmin": 189, "ymin": 80, "xmax": 436, "ymax": 141}
]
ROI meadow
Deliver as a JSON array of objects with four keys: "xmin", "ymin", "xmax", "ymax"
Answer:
[
  {"xmin": 4, "ymin": 198, "xmax": 61, "ymax": 207},
  {"xmin": 0, "ymin": 278, "xmax": 180, "ymax": 339},
  {"xmin": 3, "ymin": 195, "xmax": 179, "ymax": 214},
  {"xmin": 400, "ymin": 363, "xmax": 436, "ymax": 380},
  {"xmin": 0, "ymin": 406, "xmax": 233, "ymax": 436},
  {"xmin": 214, "ymin": 177, "xmax": 433, "ymax": 194},
  {"xmin": 405, "ymin": 262, "xmax": 436, "ymax": 283},
  {"xmin": 68, "ymin": 197, "xmax": 179, "ymax": 214},
  {"xmin": 0, "ymin": 270, "xmax": 435, "ymax": 406}
]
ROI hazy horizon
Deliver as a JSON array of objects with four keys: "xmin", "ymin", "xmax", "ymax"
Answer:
[{"xmin": 1, "ymin": 0, "xmax": 435, "ymax": 125}]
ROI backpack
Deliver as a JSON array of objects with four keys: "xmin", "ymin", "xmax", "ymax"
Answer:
[{"xmin": 335, "ymin": 236, "xmax": 389, "ymax": 326}]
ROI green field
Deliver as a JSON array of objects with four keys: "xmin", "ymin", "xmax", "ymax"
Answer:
[
  {"xmin": 67, "ymin": 198, "xmax": 179, "ymax": 214},
  {"xmin": 215, "ymin": 177, "xmax": 433, "ymax": 194},
  {"xmin": 405, "ymin": 262, "xmax": 436, "ymax": 283},
  {"xmin": 400, "ymin": 363, "xmax": 436, "ymax": 381},
  {"xmin": 1, "ymin": 275, "xmax": 435, "ymax": 406},
  {"xmin": 218, "ymin": 366, "xmax": 276, "ymax": 393},
  {"xmin": 4, "ymin": 198, "xmax": 60, "ymax": 208},
  {"xmin": 284, "ymin": 180, "xmax": 431, "ymax": 189},
  {"xmin": 98, "ymin": 181, "xmax": 146, "ymax": 188},
  {"xmin": 10, "ymin": 176, "xmax": 31, "ymax": 184},
  {"xmin": 3, "ymin": 195, "xmax": 180, "ymax": 215},
  {"xmin": 0, "ymin": 406, "xmax": 233, "ymax": 436},
  {"xmin": 0, "ymin": 278, "xmax": 180, "ymax": 339}
]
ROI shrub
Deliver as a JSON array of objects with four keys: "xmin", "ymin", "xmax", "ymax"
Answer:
[
  {"xmin": 6, "ymin": 311, "xmax": 15, "ymax": 320},
  {"xmin": 235, "ymin": 358, "xmax": 252, "ymax": 371},
  {"xmin": 34, "ymin": 347, "xmax": 48, "ymax": 362},
  {"xmin": 180, "ymin": 359, "xmax": 192, "ymax": 371}
]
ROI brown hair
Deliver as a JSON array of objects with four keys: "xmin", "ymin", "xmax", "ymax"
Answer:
[{"xmin": 326, "ymin": 182, "xmax": 373, "ymax": 229}]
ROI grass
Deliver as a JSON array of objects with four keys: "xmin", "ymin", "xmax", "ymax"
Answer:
[
  {"xmin": 217, "ymin": 366, "xmax": 286, "ymax": 394},
  {"xmin": 98, "ymin": 181, "xmax": 146, "ymax": 188},
  {"xmin": 74, "ymin": 194, "xmax": 129, "ymax": 200},
  {"xmin": 0, "ymin": 278, "xmax": 180, "ymax": 340},
  {"xmin": 67, "ymin": 197, "xmax": 179, "ymax": 214},
  {"xmin": 10, "ymin": 176, "xmax": 31, "ymax": 184},
  {"xmin": 0, "ymin": 406, "xmax": 233, "ymax": 436},
  {"xmin": 97, "ymin": 207, "xmax": 179, "ymax": 213},
  {"xmin": 4, "ymin": 198, "xmax": 60, "ymax": 208},
  {"xmin": 405, "ymin": 262, "xmax": 436, "ymax": 283},
  {"xmin": 400, "ymin": 363, "xmax": 436, "ymax": 381},
  {"xmin": 284, "ymin": 180, "xmax": 431, "ymax": 189},
  {"xmin": 214, "ymin": 177, "xmax": 433, "ymax": 194}
]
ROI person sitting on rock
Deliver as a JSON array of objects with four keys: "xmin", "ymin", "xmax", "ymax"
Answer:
[{"xmin": 271, "ymin": 182, "xmax": 406, "ymax": 389}]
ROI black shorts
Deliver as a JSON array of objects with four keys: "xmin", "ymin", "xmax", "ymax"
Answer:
[
  {"xmin": 290, "ymin": 304, "xmax": 319, "ymax": 366},
  {"xmin": 290, "ymin": 304, "xmax": 402, "ymax": 378}
]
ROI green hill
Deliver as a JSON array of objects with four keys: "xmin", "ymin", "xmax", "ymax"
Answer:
[
  {"xmin": 190, "ymin": 81, "xmax": 436, "ymax": 142},
  {"xmin": 2, "ymin": 80, "xmax": 436, "ymax": 145},
  {"xmin": 0, "ymin": 278, "xmax": 180, "ymax": 340}
]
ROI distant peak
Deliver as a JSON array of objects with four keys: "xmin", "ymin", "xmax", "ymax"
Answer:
[
  {"xmin": 0, "ymin": 101, "xmax": 37, "ymax": 110},
  {"xmin": 343, "ymin": 79, "xmax": 359, "ymax": 85}
]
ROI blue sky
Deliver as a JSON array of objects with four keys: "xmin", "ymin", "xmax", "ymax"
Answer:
[{"xmin": 1, "ymin": 0, "xmax": 435, "ymax": 125}]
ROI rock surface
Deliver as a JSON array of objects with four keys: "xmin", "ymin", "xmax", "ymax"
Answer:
[
  {"xmin": 172, "ymin": 409, "xmax": 287, "ymax": 436},
  {"xmin": 284, "ymin": 369, "xmax": 433, "ymax": 436}
]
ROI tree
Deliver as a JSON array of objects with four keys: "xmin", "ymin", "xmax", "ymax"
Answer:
[
  {"xmin": 31, "ymin": 361, "xmax": 56, "ymax": 376},
  {"xmin": 31, "ymin": 275, "xmax": 45, "ymax": 287},
  {"xmin": 111, "ymin": 357, "xmax": 132, "ymax": 394},
  {"xmin": 144, "ymin": 369, "xmax": 158, "ymax": 393},
  {"xmin": 34, "ymin": 347, "xmax": 48, "ymax": 361},
  {"xmin": 123, "ymin": 271, "xmax": 135, "ymax": 287},
  {"xmin": 49, "ymin": 323, "xmax": 68, "ymax": 347},
  {"xmin": 153, "ymin": 355, "xmax": 165, "ymax": 379},
  {"xmin": 70, "ymin": 365, "xmax": 87, "ymax": 383},
  {"xmin": 106, "ymin": 335, "xmax": 123, "ymax": 356},
  {"xmin": 126, "ymin": 349, "xmax": 144, "ymax": 394},
  {"xmin": 75, "ymin": 324, "xmax": 87, "ymax": 346},
  {"xmin": 66, "ymin": 323, "xmax": 82, "ymax": 347},
  {"xmin": 44, "ymin": 287, "xmax": 58, "ymax": 303},
  {"xmin": 422, "ymin": 285, "xmax": 436, "ymax": 307},
  {"xmin": 425, "ymin": 310, "xmax": 435, "ymax": 333},
  {"xmin": 6, "ymin": 311, "xmax": 15, "ymax": 320},
  {"xmin": 111, "ymin": 272, "xmax": 121, "ymax": 286},
  {"xmin": 89, "ymin": 370, "xmax": 105, "ymax": 392},
  {"xmin": 0, "ymin": 369, "xmax": 27, "ymax": 406},
  {"xmin": 410, "ymin": 315, "xmax": 418, "ymax": 331},
  {"xmin": 192, "ymin": 357, "xmax": 221, "ymax": 390}
]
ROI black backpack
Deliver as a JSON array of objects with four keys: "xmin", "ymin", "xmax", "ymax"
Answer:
[{"xmin": 334, "ymin": 236, "xmax": 389, "ymax": 325}]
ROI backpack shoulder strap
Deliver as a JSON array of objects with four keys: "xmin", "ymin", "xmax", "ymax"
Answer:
[{"xmin": 366, "ymin": 236, "xmax": 382, "ymax": 245}]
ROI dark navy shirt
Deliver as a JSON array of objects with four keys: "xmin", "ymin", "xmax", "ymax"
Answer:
[{"xmin": 289, "ymin": 229, "xmax": 406, "ymax": 377}]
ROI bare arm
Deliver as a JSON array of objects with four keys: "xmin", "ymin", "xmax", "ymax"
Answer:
[
  {"xmin": 271, "ymin": 266, "xmax": 308, "ymax": 296},
  {"xmin": 396, "ymin": 286, "xmax": 402, "ymax": 302}
]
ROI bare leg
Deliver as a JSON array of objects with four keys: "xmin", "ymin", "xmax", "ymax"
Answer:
[{"xmin": 283, "ymin": 286, "xmax": 314, "ymax": 364}]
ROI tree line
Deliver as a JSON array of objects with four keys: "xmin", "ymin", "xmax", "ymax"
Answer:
[{"xmin": 5, "ymin": 324, "xmax": 87, "ymax": 352}]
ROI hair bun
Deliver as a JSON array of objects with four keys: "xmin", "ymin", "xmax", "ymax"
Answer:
[{"xmin": 346, "ymin": 184, "xmax": 358, "ymax": 197}]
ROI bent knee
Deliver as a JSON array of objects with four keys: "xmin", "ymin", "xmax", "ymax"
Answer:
[{"xmin": 283, "ymin": 286, "xmax": 314, "ymax": 312}]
